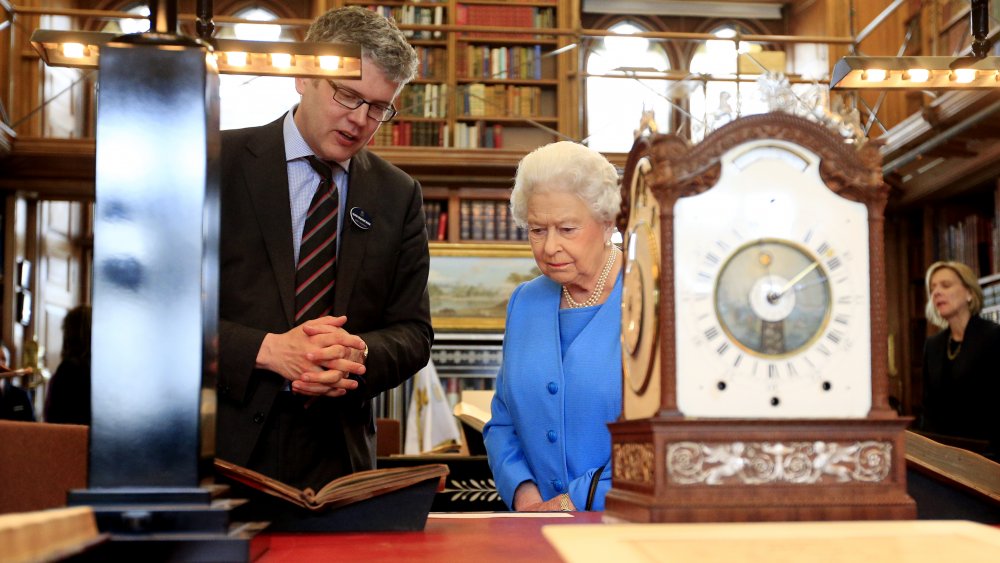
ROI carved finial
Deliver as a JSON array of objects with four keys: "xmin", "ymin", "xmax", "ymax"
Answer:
[{"xmin": 634, "ymin": 108, "xmax": 659, "ymax": 139}]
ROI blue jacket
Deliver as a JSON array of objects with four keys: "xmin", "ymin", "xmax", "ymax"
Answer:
[{"xmin": 484, "ymin": 273, "xmax": 622, "ymax": 510}]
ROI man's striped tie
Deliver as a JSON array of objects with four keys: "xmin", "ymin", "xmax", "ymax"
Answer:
[{"xmin": 295, "ymin": 156, "xmax": 340, "ymax": 323}]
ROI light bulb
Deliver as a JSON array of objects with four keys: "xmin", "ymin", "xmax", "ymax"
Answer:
[
  {"xmin": 62, "ymin": 43, "xmax": 86, "ymax": 58},
  {"xmin": 905, "ymin": 68, "xmax": 930, "ymax": 82},
  {"xmin": 319, "ymin": 56, "xmax": 341, "ymax": 70},
  {"xmin": 952, "ymin": 68, "xmax": 977, "ymax": 83},
  {"xmin": 863, "ymin": 69, "xmax": 887, "ymax": 81},
  {"xmin": 225, "ymin": 51, "xmax": 248, "ymax": 66},
  {"xmin": 270, "ymin": 53, "xmax": 292, "ymax": 68}
]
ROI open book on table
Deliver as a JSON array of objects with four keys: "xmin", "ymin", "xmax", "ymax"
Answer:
[{"xmin": 214, "ymin": 458, "xmax": 448, "ymax": 513}]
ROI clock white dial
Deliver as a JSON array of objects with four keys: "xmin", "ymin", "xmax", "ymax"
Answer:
[{"xmin": 674, "ymin": 140, "xmax": 871, "ymax": 418}]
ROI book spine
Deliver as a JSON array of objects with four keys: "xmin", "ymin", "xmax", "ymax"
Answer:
[
  {"xmin": 461, "ymin": 200, "xmax": 472, "ymax": 240},
  {"xmin": 437, "ymin": 210, "xmax": 449, "ymax": 241}
]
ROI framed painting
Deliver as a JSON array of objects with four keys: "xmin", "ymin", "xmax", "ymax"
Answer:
[{"xmin": 428, "ymin": 243, "xmax": 540, "ymax": 331}]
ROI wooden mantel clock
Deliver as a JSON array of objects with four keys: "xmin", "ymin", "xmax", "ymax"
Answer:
[{"xmin": 606, "ymin": 113, "xmax": 916, "ymax": 522}]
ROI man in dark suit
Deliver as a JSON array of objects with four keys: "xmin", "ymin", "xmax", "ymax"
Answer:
[{"xmin": 217, "ymin": 7, "xmax": 432, "ymax": 491}]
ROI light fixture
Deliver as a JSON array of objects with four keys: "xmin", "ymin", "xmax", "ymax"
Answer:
[
  {"xmin": 29, "ymin": 30, "xmax": 117, "ymax": 69},
  {"xmin": 831, "ymin": 0, "xmax": 996, "ymax": 90},
  {"xmin": 830, "ymin": 56, "xmax": 1000, "ymax": 89},
  {"xmin": 212, "ymin": 38, "xmax": 359, "ymax": 78},
  {"xmin": 30, "ymin": 33, "xmax": 361, "ymax": 79}
]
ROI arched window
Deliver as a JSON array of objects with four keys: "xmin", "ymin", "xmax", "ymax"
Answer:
[
  {"xmin": 101, "ymin": 3, "xmax": 150, "ymax": 34},
  {"xmin": 217, "ymin": 8, "xmax": 300, "ymax": 130},
  {"xmin": 585, "ymin": 21, "xmax": 671, "ymax": 153},
  {"xmin": 688, "ymin": 26, "xmax": 771, "ymax": 142},
  {"xmin": 97, "ymin": 5, "xmax": 298, "ymax": 130}
]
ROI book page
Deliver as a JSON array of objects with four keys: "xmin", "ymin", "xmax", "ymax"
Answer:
[
  {"xmin": 214, "ymin": 458, "xmax": 311, "ymax": 508},
  {"xmin": 314, "ymin": 464, "xmax": 448, "ymax": 510},
  {"xmin": 453, "ymin": 390, "xmax": 494, "ymax": 432}
]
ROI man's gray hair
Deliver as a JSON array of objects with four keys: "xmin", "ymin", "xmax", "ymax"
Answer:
[{"xmin": 306, "ymin": 6, "xmax": 418, "ymax": 85}]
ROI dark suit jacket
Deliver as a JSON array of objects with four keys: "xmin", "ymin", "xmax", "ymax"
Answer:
[
  {"xmin": 921, "ymin": 314, "xmax": 1000, "ymax": 458},
  {"xmin": 1, "ymin": 381, "xmax": 35, "ymax": 422},
  {"xmin": 216, "ymin": 115, "xmax": 432, "ymax": 475}
]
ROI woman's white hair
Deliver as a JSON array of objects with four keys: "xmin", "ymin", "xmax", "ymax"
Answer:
[{"xmin": 510, "ymin": 141, "xmax": 620, "ymax": 227}]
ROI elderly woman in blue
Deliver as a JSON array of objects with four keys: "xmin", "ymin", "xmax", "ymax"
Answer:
[{"xmin": 484, "ymin": 141, "xmax": 622, "ymax": 512}]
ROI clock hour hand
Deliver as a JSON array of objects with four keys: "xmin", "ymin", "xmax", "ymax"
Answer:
[{"xmin": 767, "ymin": 260, "xmax": 819, "ymax": 303}]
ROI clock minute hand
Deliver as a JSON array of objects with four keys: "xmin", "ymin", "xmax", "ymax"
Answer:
[{"xmin": 767, "ymin": 260, "xmax": 819, "ymax": 303}]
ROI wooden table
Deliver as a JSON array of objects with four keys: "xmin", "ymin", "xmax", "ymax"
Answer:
[{"xmin": 257, "ymin": 512, "xmax": 601, "ymax": 562}]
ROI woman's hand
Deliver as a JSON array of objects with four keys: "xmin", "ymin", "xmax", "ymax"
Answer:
[{"xmin": 512, "ymin": 481, "xmax": 543, "ymax": 511}]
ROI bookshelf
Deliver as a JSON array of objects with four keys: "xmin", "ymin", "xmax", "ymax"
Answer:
[
  {"xmin": 453, "ymin": 0, "xmax": 560, "ymax": 149},
  {"xmin": 931, "ymin": 189, "xmax": 999, "ymax": 281},
  {"xmin": 980, "ymin": 272, "xmax": 1000, "ymax": 323},
  {"xmin": 347, "ymin": 0, "xmax": 574, "ymax": 152},
  {"xmin": 423, "ymin": 187, "xmax": 526, "ymax": 243},
  {"xmin": 338, "ymin": 1, "xmax": 576, "ymax": 244},
  {"xmin": 900, "ymin": 179, "xmax": 999, "ymax": 309}
]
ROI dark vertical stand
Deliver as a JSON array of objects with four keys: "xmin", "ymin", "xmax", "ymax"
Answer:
[{"xmin": 66, "ymin": 35, "xmax": 265, "ymax": 561}]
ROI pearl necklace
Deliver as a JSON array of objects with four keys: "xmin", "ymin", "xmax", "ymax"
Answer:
[{"xmin": 563, "ymin": 247, "xmax": 618, "ymax": 309}]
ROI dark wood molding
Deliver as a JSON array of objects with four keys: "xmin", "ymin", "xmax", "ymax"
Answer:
[
  {"xmin": 0, "ymin": 122, "xmax": 14, "ymax": 160},
  {"xmin": 0, "ymin": 138, "xmax": 629, "ymax": 196},
  {"xmin": 0, "ymin": 137, "xmax": 97, "ymax": 197}
]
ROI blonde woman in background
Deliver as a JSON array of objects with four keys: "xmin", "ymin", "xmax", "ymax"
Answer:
[{"xmin": 920, "ymin": 261, "xmax": 1000, "ymax": 460}]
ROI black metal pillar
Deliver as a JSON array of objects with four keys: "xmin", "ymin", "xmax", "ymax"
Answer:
[{"xmin": 67, "ymin": 33, "xmax": 264, "ymax": 561}]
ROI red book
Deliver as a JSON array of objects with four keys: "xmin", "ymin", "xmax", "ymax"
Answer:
[{"xmin": 436, "ymin": 211, "xmax": 448, "ymax": 241}]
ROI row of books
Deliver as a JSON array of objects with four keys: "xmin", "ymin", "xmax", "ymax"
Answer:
[
  {"xmin": 460, "ymin": 199, "xmax": 528, "ymax": 241},
  {"xmin": 982, "ymin": 281, "xmax": 1000, "ymax": 310},
  {"xmin": 423, "ymin": 200, "xmax": 448, "ymax": 242},
  {"xmin": 398, "ymin": 83, "xmax": 448, "ymax": 119},
  {"xmin": 365, "ymin": 4, "xmax": 444, "ymax": 40},
  {"xmin": 456, "ymin": 45, "xmax": 544, "ymax": 80},
  {"xmin": 456, "ymin": 5, "xmax": 556, "ymax": 40},
  {"xmin": 371, "ymin": 121, "xmax": 448, "ymax": 148},
  {"xmin": 459, "ymin": 83, "xmax": 546, "ymax": 117},
  {"xmin": 937, "ymin": 213, "xmax": 997, "ymax": 278},
  {"xmin": 453, "ymin": 122, "xmax": 504, "ymax": 149},
  {"xmin": 422, "ymin": 199, "xmax": 529, "ymax": 242},
  {"xmin": 981, "ymin": 308, "xmax": 1000, "ymax": 324},
  {"xmin": 371, "ymin": 121, "xmax": 539, "ymax": 150},
  {"xmin": 413, "ymin": 46, "xmax": 447, "ymax": 81}
]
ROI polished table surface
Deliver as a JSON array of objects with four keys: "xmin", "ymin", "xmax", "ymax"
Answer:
[{"xmin": 257, "ymin": 512, "xmax": 601, "ymax": 562}]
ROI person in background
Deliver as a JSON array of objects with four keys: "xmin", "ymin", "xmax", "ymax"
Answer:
[
  {"xmin": 1, "ymin": 343, "xmax": 35, "ymax": 422},
  {"xmin": 44, "ymin": 305, "xmax": 92, "ymax": 425},
  {"xmin": 484, "ymin": 141, "xmax": 622, "ymax": 512},
  {"xmin": 216, "ymin": 6, "xmax": 432, "ymax": 492},
  {"xmin": 921, "ymin": 261, "xmax": 1000, "ymax": 460}
]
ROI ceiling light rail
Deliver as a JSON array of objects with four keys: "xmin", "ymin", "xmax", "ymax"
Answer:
[{"xmin": 831, "ymin": 56, "xmax": 1000, "ymax": 89}]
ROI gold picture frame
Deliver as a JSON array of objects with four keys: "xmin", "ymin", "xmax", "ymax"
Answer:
[{"xmin": 428, "ymin": 243, "xmax": 539, "ymax": 331}]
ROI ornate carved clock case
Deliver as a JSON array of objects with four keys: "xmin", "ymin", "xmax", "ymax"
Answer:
[{"xmin": 606, "ymin": 113, "xmax": 916, "ymax": 522}]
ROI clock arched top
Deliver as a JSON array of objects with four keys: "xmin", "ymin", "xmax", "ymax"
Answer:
[{"xmin": 641, "ymin": 113, "xmax": 887, "ymax": 212}]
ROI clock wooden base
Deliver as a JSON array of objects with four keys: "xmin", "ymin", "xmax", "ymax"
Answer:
[{"xmin": 604, "ymin": 417, "xmax": 917, "ymax": 523}]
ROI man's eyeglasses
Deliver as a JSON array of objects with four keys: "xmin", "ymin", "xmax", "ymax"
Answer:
[{"xmin": 327, "ymin": 81, "xmax": 397, "ymax": 123}]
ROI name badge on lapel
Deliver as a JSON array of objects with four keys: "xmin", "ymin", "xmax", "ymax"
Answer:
[{"xmin": 350, "ymin": 207, "xmax": 373, "ymax": 231}]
